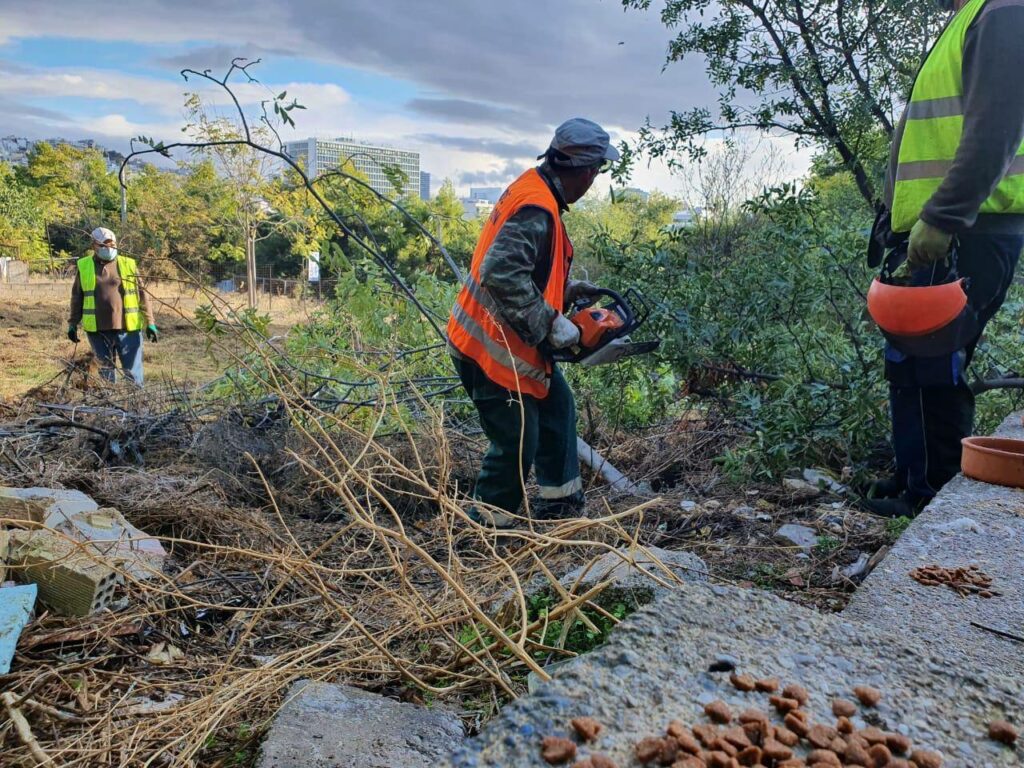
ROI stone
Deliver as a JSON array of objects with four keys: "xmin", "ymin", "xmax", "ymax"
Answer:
[
  {"xmin": 774, "ymin": 524, "xmax": 819, "ymax": 550},
  {"xmin": 0, "ymin": 486, "xmax": 97, "ymax": 525},
  {"xmin": 7, "ymin": 530, "xmax": 122, "ymax": 616},
  {"xmin": 838, "ymin": 553, "xmax": 871, "ymax": 582},
  {"xmin": 782, "ymin": 478, "xmax": 821, "ymax": 499},
  {"xmin": 0, "ymin": 528, "xmax": 8, "ymax": 581},
  {"xmin": 446, "ymin": 582, "xmax": 1023, "ymax": 767},
  {"xmin": 257, "ymin": 680, "xmax": 464, "ymax": 768},
  {"xmin": 0, "ymin": 583, "xmax": 36, "ymax": 673},
  {"xmin": 844, "ymin": 411, "xmax": 1024, "ymax": 678},
  {"xmin": 802, "ymin": 469, "xmax": 846, "ymax": 494},
  {"xmin": 46, "ymin": 505, "xmax": 166, "ymax": 580},
  {"xmin": 559, "ymin": 546, "xmax": 709, "ymax": 600},
  {"xmin": 679, "ymin": 500, "xmax": 698, "ymax": 512}
]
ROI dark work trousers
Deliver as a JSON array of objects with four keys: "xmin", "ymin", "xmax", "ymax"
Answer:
[
  {"xmin": 454, "ymin": 354, "xmax": 582, "ymax": 516},
  {"xmin": 884, "ymin": 232, "xmax": 1023, "ymax": 504}
]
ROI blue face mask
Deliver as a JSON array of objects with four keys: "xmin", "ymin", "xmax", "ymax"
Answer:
[{"xmin": 97, "ymin": 246, "xmax": 117, "ymax": 261}]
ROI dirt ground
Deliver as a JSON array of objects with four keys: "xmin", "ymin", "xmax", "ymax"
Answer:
[{"xmin": 0, "ymin": 281, "xmax": 314, "ymax": 398}]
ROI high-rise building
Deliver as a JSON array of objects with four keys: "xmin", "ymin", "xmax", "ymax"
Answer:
[
  {"xmin": 420, "ymin": 171, "xmax": 431, "ymax": 200},
  {"xmin": 283, "ymin": 137, "xmax": 421, "ymax": 199},
  {"xmin": 469, "ymin": 187, "xmax": 503, "ymax": 204}
]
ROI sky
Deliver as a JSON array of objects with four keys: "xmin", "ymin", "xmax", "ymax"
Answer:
[{"xmin": 0, "ymin": 0, "xmax": 811, "ymax": 197}]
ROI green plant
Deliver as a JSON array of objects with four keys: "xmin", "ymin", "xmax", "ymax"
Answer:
[
  {"xmin": 815, "ymin": 535, "xmax": 841, "ymax": 556},
  {"xmin": 885, "ymin": 516, "xmax": 913, "ymax": 542},
  {"xmin": 751, "ymin": 562, "xmax": 784, "ymax": 589}
]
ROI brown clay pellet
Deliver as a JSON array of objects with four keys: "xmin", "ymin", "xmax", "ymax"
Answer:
[
  {"xmin": 571, "ymin": 716, "xmax": 603, "ymax": 743},
  {"xmin": 634, "ymin": 737, "xmax": 662, "ymax": 764},
  {"xmin": 885, "ymin": 732, "xmax": 912, "ymax": 755},
  {"xmin": 704, "ymin": 700, "xmax": 733, "ymax": 724},
  {"xmin": 676, "ymin": 732, "xmax": 701, "ymax": 755},
  {"xmin": 784, "ymin": 712, "xmax": 810, "ymax": 737},
  {"xmin": 832, "ymin": 698, "xmax": 857, "ymax": 717},
  {"xmin": 844, "ymin": 740, "xmax": 871, "ymax": 765},
  {"xmin": 589, "ymin": 756, "xmax": 617, "ymax": 768},
  {"xmin": 909, "ymin": 749, "xmax": 942, "ymax": 768},
  {"xmin": 808, "ymin": 749, "xmax": 842, "ymax": 767},
  {"xmin": 869, "ymin": 743, "xmax": 893, "ymax": 766},
  {"xmin": 735, "ymin": 745, "xmax": 762, "ymax": 767},
  {"xmin": 542, "ymin": 736, "xmax": 577, "ymax": 765},
  {"xmin": 769, "ymin": 695, "xmax": 801, "ymax": 714},
  {"xmin": 836, "ymin": 716, "xmax": 854, "ymax": 734},
  {"xmin": 988, "ymin": 719, "xmax": 1019, "ymax": 745},
  {"xmin": 782, "ymin": 683, "xmax": 809, "ymax": 704},
  {"xmin": 853, "ymin": 685, "xmax": 882, "ymax": 707},
  {"xmin": 774, "ymin": 727, "xmax": 800, "ymax": 747},
  {"xmin": 706, "ymin": 750, "xmax": 733, "ymax": 768},
  {"xmin": 754, "ymin": 677, "xmax": 779, "ymax": 693},
  {"xmin": 730, "ymin": 672, "xmax": 757, "ymax": 692}
]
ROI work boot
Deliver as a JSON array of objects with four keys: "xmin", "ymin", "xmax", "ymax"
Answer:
[
  {"xmin": 865, "ymin": 474, "xmax": 906, "ymax": 499},
  {"xmin": 859, "ymin": 494, "xmax": 927, "ymax": 519},
  {"xmin": 531, "ymin": 490, "xmax": 586, "ymax": 521},
  {"xmin": 467, "ymin": 505, "xmax": 518, "ymax": 530}
]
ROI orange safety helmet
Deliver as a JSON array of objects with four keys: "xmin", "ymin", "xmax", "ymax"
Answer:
[{"xmin": 867, "ymin": 278, "xmax": 978, "ymax": 357}]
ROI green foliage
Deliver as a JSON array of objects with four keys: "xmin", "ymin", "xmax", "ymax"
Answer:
[
  {"xmin": 621, "ymin": 0, "xmax": 947, "ymax": 205},
  {"xmin": 885, "ymin": 516, "xmax": 913, "ymax": 542},
  {"xmin": 814, "ymin": 535, "xmax": 841, "ymax": 556}
]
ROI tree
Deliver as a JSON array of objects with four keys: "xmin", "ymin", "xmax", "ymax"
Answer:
[
  {"xmin": 0, "ymin": 162, "xmax": 48, "ymax": 265},
  {"xmin": 621, "ymin": 0, "xmax": 948, "ymax": 206}
]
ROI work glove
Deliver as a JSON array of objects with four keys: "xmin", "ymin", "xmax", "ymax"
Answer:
[
  {"xmin": 146, "ymin": 324, "xmax": 159, "ymax": 343},
  {"xmin": 564, "ymin": 279, "xmax": 600, "ymax": 305},
  {"xmin": 67, "ymin": 325, "xmax": 80, "ymax": 344},
  {"xmin": 547, "ymin": 314, "xmax": 581, "ymax": 350},
  {"xmin": 907, "ymin": 219, "xmax": 953, "ymax": 267}
]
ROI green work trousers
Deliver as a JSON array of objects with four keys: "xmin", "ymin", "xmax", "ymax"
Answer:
[{"xmin": 454, "ymin": 354, "xmax": 582, "ymax": 516}]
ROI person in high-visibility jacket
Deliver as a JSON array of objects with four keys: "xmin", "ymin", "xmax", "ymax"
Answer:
[
  {"xmin": 448, "ymin": 118, "xmax": 619, "ymax": 527},
  {"xmin": 864, "ymin": 0, "xmax": 1024, "ymax": 517},
  {"xmin": 68, "ymin": 227, "xmax": 159, "ymax": 385}
]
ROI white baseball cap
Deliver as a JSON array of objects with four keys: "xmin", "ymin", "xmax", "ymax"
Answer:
[{"xmin": 91, "ymin": 227, "xmax": 116, "ymax": 244}]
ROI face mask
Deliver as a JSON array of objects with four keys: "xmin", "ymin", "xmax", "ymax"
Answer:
[{"xmin": 97, "ymin": 246, "xmax": 117, "ymax": 261}]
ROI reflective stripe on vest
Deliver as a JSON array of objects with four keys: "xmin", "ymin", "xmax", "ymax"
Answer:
[
  {"xmin": 76, "ymin": 254, "xmax": 143, "ymax": 332},
  {"xmin": 446, "ymin": 168, "xmax": 572, "ymax": 398},
  {"xmin": 891, "ymin": 0, "xmax": 1024, "ymax": 232}
]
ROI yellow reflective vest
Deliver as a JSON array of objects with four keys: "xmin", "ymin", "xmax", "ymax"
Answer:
[
  {"xmin": 76, "ymin": 255, "xmax": 143, "ymax": 333},
  {"xmin": 891, "ymin": 0, "xmax": 1024, "ymax": 232}
]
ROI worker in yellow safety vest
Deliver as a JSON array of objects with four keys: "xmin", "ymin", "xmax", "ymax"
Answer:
[
  {"xmin": 67, "ymin": 227, "xmax": 158, "ymax": 385},
  {"xmin": 864, "ymin": 0, "xmax": 1024, "ymax": 517}
]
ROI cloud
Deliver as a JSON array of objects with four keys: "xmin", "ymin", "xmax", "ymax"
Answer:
[
  {"xmin": 458, "ymin": 160, "xmax": 527, "ymax": 186},
  {"xmin": 410, "ymin": 134, "xmax": 540, "ymax": 161},
  {"xmin": 406, "ymin": 98, "xmax": 538, "ymax": 130},
  {"xmin": 153, "ymin": 45, "xmax": 297, "ymax": 72}
]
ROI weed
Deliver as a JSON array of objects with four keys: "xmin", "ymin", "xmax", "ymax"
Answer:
[
  {"xmin": 815, "ymin": 535, "xmax": 841, "ymax": 556},
  {"xmin": 885, "ymin": 516, "xmax": 913, "ymax": 542}
]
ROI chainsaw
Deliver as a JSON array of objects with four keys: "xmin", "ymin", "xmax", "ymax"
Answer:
[{"xmin": 550, "ymin": 287, "xmax": 660, "ymax": 366}]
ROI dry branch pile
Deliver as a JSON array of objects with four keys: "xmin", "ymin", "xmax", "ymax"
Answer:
[{"xmin": 0, "ymin": 368, "xmax": 686, "ymax": 767}]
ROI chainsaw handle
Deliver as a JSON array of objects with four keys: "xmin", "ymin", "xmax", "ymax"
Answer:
[{"xmin": 569, "ymin": 287, "xmax": 634, "ymax": 328}]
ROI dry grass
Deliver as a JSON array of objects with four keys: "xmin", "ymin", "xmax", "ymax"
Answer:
[{"xmin": 0, "ymin": 281, "xmax": 312, "ymax": 400}]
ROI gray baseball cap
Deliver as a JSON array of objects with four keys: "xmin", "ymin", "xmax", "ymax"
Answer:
[{"xmin": 542, "ymin": 118, "xmax": 621, "ymax": 168}]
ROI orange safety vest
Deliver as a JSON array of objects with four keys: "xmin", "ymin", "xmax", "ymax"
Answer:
[{"xmin": 447, "ymin": 168, "xmax": 573, "ymax": 398}]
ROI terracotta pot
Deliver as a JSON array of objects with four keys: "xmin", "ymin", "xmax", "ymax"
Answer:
[{"xmin": 961, "ymin": 436, "xmax": 1024, "ymax": 488}]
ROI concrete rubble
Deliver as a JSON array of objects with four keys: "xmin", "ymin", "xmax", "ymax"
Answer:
[
  {"xmin": 774, "ymin": 523, "xmax": 820, "ymax": 550},
  {"xmin": 0, "ymin": 485, "xmax": 166, "ymax": 621},
  {"xmin": 7, "ymin": 530, "xmax": 122, "ymax": 617},
  {"xmin": 257, "ymin": 680, "xmax": 464, "ymax": 768}
]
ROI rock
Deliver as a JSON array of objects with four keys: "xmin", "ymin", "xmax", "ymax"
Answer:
[
  {"xmin": 679, "ymin": 500, "xmax": 698, "ymax": 512},
  {"xmin": 0, "ymin": 584, "xmax": 36, "ymax": 673},
  {"xmin": 774, "ymin": 524, "xmax": 819, "ymax": 550},
  {"xmin": 802, "ymin": 469, "xmax": 846, "ymax": 495},
  {"xmin": 559, "ymin": 546, "xmax": 709, "ymax": 599},
  {"xmin": 257, "ymin": 680, "xmax": 464, "ymax": 768},
  {"xmin": 731, "ymin": 505, "xmax": 758, "ymax": 521},
  {"xmin": 837, "ymin": 553, "xmax": 871, "ymax": 582},
  {"xmin": 7, "ymin": 530, "xmax": 122, "ymax": 616},
  {"xmin": 703, "ymin": 500, "xmax": 723, "ymax": 510},
  {"xmin": 782, "ymin": 478, "xmax": 821, "ymax": 500}
]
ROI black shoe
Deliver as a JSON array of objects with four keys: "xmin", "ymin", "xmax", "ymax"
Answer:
[
  {"xmin": 531, "ymin": 491, "xmax": 585, "ymax": 521},
  {"xmin": 859, "ymin": 495, "xmax": 926, "ymax": 519},
  {"xmin": 866, "ymin": 474, "xmax": 906, "ymax": 499}
]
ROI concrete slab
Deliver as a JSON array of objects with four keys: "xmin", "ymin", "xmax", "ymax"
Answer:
[
  {"xmin": 0, "ymin": 583, "xmax": 36, "ymax": 673},
  {"xmin": 257, "ymin": 680, "xmax": 464, "ymax": 768},
  {"xmin": 0, "ymin": 486, "xmax": 97, "ymax": 525},
  {"xmin": 844, "ymin": 412, "xmax": 1024, "ymax": 678},
  {"xmin": 447, "ymin": 583, "xmax": 1023, "ymax": 768}
]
